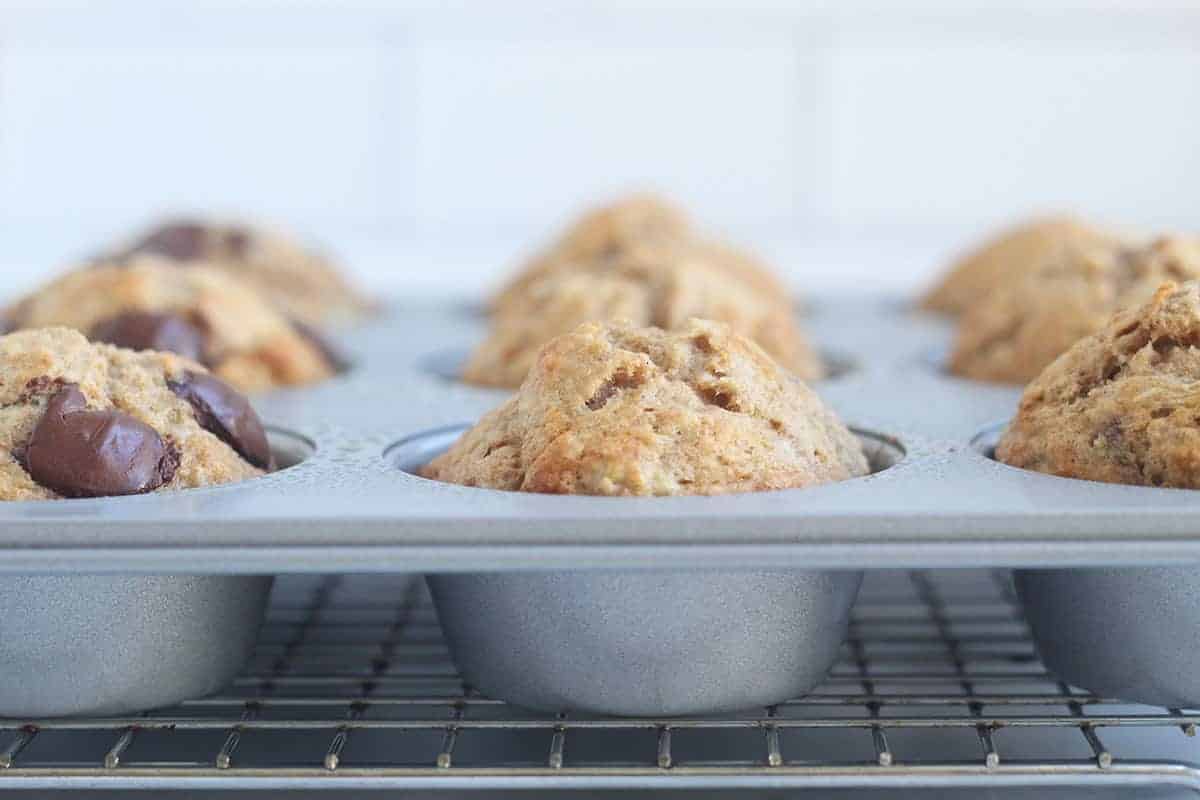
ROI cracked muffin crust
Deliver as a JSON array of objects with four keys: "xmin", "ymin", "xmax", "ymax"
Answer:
[
  {"xmin": 491, "ymin": 193, "xmax": 790, "ymax": 315},
  {"xmin": 948, "ymin": 237, "xmax": 1200, "ymax": 384},
  {"xmin": 463, "ymin": 241, "xmax": 822, "ymax": 388},
  {"xmin": 922, "ymin": 216, "xmax": 1121, "ymax": 316},
  {"xmin": 0, "ymin": 327, "xmax": 269, "ymax": 501},
  {"xmin": 7, "ymin": 260, "xmax": 338, "ymax": 394},
  {"xmin": 996, "ymin": 281, "xmax": 1200, "ymax": 488},
  {"xmin": 111, "ymin": 218, "xmax": 374, "ymax": 327},
  {"xmin": 425, "ymin": 319, "xmax": 867, "ymax": 496}
]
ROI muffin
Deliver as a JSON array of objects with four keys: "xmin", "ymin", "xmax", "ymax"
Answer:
[
  {"xmin": 110, "ymin": 218, "xmax": 374, "ymax": 327},
  {"xmin": 425, "ymin": 318, "xmax": 866, "ymax": 495},
  {"xmin": 949, "ymin": 236, "xmax": 1200, "ymax": 384},
  {"xmin": 0, "ymin": 327, "xmax": 270, "ymax": 501},
  {"xmin": 922, "ymin": 216, "xmax": 1120, "ymax": 315},
  {"xmin": 996, "ymin": 280, "xmax": 1200, "ymax": 488},
  {"xmin": 491, "ymin": 193, "xmax": 789, "ymax": 315},
  {"xmin": 462, "ymin": 241, "xmax": 822, "ymax": 388},
  {"xmin": 7, "ymin": 260, "xmax": 339, "ymax": 393}
]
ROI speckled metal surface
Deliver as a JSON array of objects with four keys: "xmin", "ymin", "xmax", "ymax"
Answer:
[
  {"xmin": 429, "ymin": 569, "xmax": 863, "ymax": 715},
  {"xmin": 1015, "ymin": 567, "xmax": 1200, "ymax": 709},
  {"xmin": 0, "ymin": 574, "xmax": 272, "ymax": 716},
  {"xmin": 5, "ymin": 294, "xmax": 1200, "ymax": 715}
]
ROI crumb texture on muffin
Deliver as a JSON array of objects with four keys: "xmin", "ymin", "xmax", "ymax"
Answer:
[
  {"xmin": 0, "ymin": 327, "xmax": 267, "ymax": 501},
  {"xmin": 996, "ymin": 281, "xmax": 1200, "ymax": 488},
  {"xmin": 493, "ymin": 193, "xmax": 789, "ymax": 312},
  {"xmin": 113, "ymin": 218, "xmax": 374, "ymax": 327},
  {"xmin": 8, "ymin": 260, "xmax": 337, "ymax": 393},
  {"xmin": 949, "ymin": 236, "xmax": 1200, "ymax": 384},
  {"xmin": 426, "ymin": 319, "xmax": 866, "ymax": 496},
  {"xmin": 490, "ymin": 193, "xmax": 692, "ymax": 311},
  {"xmin": 923, "ymin": 216, "xmax": 1119, "ymax": 316},
  {"xmin": 465, "ymin": 240, "xmax": 821, "ymax": 387}
]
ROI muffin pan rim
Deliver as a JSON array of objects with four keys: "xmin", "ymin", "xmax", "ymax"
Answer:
[{"xmin": 4, "ymin": 294, "xmax": 1200, "ymax": 571}]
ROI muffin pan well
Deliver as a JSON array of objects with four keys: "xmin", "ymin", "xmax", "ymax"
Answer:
[{"xmin": 7, "ymin": 294, "xmax": 1200, "ymax": 714}]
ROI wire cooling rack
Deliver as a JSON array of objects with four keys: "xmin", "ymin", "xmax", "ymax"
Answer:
[{"xmin": 1, "ymin": 570, "xmax": 1199, "ymax": 794}]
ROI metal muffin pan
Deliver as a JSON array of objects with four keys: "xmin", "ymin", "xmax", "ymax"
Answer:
[
  {"xmin": 5, "ymin": 294, "xmax": 1200, "ymax": 714},
  {"xmin": 396, "ymin": 424, "xmax": 897, "ymax": 715},
  {"xmin": 0, "ymin": 430, "xmax": 306, "ymax": 717},
  {"xmin": 0, "ymin": 574, "xmax": 273, "ymax": 717}
]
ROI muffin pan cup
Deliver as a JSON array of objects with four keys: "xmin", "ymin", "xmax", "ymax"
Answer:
[
  {"xmin": 7, "ymin": 296, "xmax": 1200, "ymax": 714},
  {"xmin": 0, "ymin": 574, "xmax": 272, "ymax": 717},
  {"xmin": 1015, "ymin": 567, "xmax": 1200, "ymax": 709},
  {"xmin": 428, "ymin": 569, "xmax": 862, "ymax": 716}
]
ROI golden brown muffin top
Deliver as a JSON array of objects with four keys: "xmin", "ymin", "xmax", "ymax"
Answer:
[
  {"xmin": 426, "ymin": 319, "xmax": 866, "ymax": 496},
  {"xmin": 463, "ymin": 240, "xmax": 822, "ymax": 388},
  {"xmin": 492, "ymin": 193, "xmax": 791, "ymax": 314},
  {"xmin": 112, "ymin": 218, "xmax": 375, "ymax": 327},
  {"xmin": 997, "ymin": 281, "xmax": 1200, "ymax": 488},
  {"xmin": 949, "ymin": 236, "xmax": 1200, "ymax": 384},
  {"xmin": 922, "ymin": 216, "xmax": 1121, "ymax": 315},
  {"xmin": 0, "ymin": 327, "xmax": 269, "ymax": 501},
  {"xmin": 8, "ymin": 260, "xmax": 337, "ymax": 394}
]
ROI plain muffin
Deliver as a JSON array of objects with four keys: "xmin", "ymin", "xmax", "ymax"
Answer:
[
  {"xmin": 491, "ymin": 193, "xmax": 790, "ymax": 315},
  {"xmin": 997, "ymin": 281, "xmax": 1200, "ymax": 488},
  {"xmin": 949, "ymin": 236, "xmax": 1200, "ymax": 384},
  {"xmin": 7, "ymin": 260, "xmax": 338, "ymax": 393},
  {"xmin": 425, "ymin": 318, "xmax": 866, "ymax": 496},
  {"xmin": 922, "ymin": 216, "xmax": 1121, "ymax": 316},
  {"xmin": 463, "ymin": 240, "xmax": 822, "ymax": 388},
  {"xmin": 0, "ymin": 327, "xmax": 271, "ymax": 500}
]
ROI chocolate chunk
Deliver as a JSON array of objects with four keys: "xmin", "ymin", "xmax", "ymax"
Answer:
[
  {"xmin": 25, "ymin": 385, "xmax": 177, "ymax": 497},
  {"xmin": 224, "ymin": 228, "xmax": 251, "ymax": 258},
  {"xmin": 130, "ymin": 222, "xmax": 209, "ymax": 261},
  {"xmin": 168, "ymin": 371, "xmax": 272, "ymax": 469},
  {"xmin": 91, "ymin": 311, "xmax": 207, "ymax": 362},
  {"xmin": 290, "ymin": 318, "xmax": 350, "ymax": 373}
]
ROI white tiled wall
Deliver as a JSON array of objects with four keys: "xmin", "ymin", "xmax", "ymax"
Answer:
[{"xmin": 0, "ymin": 1, "xmax": 1198, "ymax": 298}]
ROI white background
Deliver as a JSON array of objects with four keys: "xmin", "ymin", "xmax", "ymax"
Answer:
[{"xmin": 1, "ymin": 0, "xmax": 1198, "ymax": 301}]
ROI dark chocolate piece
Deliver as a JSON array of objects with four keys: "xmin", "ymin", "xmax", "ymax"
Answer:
[
  {"xmin": 168, "ymin": 371, "xmax": 271, "ymax": 469},
  {"xmin": 25, "ymin": 385, "xmax": 177, "ymax": 497}
]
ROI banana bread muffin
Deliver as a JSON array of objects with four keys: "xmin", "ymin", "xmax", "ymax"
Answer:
[
  {"xmin": 112, "ymin": 218, "xmax": 374, "ymax": 327},
  {"xmin": 922, "ymin": 216, "xmax": 1120, "ymax": 316},
  {"xmin": 0, "ymin": 327, "xmax": 270, "ymax": 500},
  {"xmin": 996, "ymin": 281, "xmax": 1200, "ymax": 488},
  {"xmin": 463, "ymin": 241, "xmax": 822, "ymax": 388},
  {"xmin": 491, "ymin": 193, "xmax": 789, "ymax": 314},
  {"xmin": 948, "ymin": 237, "xmax": 1200, "ymax": 384},
  {"xmin": 425, "ymin": 318, "xmax": 866, "ymax": 495},
  {"xmin": 8, "ymin": 260, "xmax": 338, "ymax": 393}
]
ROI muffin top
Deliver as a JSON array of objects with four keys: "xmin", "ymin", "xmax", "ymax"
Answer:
[
  {"xmin": 922, "ymin": 216, "xmax": 1120, "ymax": 316},
  {"xmin": 0, "ymin": 327, "xmax": 270, "ymax": 501},
  {"xmin": 112, "ymin": 218, "xmax": 374, "ymax": 327},
  {"xmin": 425, "ymin": 319, "xmax": 867, "ymax": 496},
  {"xmin": 491, "ymin": 193, "xmax": 789, "ymax": 314},
  {"xmin": 491, "ymin": 193, "xmax": 691, "ymax": 310},
  {"xmin": 463, "ymin": 241, "xmax": 822, "ymax": 388},
  {"xmin": 949, "ymin": 237, "xmax": 1200, "ymax": 384},
  {"xmin": 996, "ymin": 281, "xmax": 1200, "ymax": 488},
  {"xmin": 8, "ymin": 260, "xmax": 338, "ymax": 394}
]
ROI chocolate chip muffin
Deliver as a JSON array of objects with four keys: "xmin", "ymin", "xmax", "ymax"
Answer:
[
  {"xmin": 111, "ymin": 218, "xmax": 374, "ymax": 327},
  {"xmin": 0, "ymin": 327, "xmax": 271, "ymax": 501},
  {"xmin": 463, "ymin": 241, "xmax": 822, "ymax": 388},
  {"xmin": 425, "ymin": 319, "xmax": 866, "ymax": 495},
  {"xmin": 948, "ymin": 237, "xmax": 1200, "ymax": 384},
  {"xmin": 996, "ymin": 281, "xmax": 1200, "ymax": 488},
  {"xmin": 491, "ymin": 193, "xmax": 789, "ymax": 315},
  {"xmin": 7, "ymin": 260, "xmax": 338, "ymax": 393},
  {"xmin": 922, "ymin": 216, "xmax": 1120, "ymax": 316}
]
